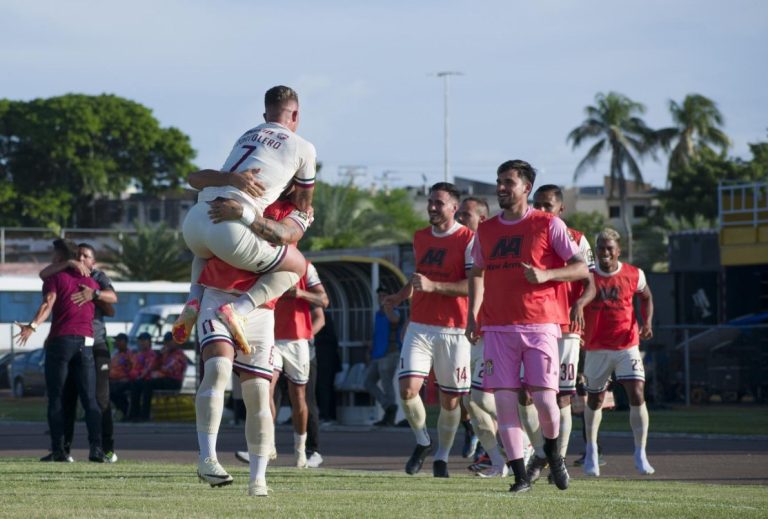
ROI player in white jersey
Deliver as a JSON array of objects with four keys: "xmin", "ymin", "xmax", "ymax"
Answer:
[
  {"xmin": 518, "ymin": 184, "xmax": 596, "ymax": 484},
  {"xmin": 175, "ymin": 85, "xmax": 316, "ymax": 354}
]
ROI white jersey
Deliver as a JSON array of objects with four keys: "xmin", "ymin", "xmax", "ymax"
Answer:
[{"xmin": 197, "ymin": 122, "xmax": 316, "ymax": 216}]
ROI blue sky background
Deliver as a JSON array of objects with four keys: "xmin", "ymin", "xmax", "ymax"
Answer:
[{"xmin": 2, "ymin": 0, "xmax": 766, "ymax": 189}]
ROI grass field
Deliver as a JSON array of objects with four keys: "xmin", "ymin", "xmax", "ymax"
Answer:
[{"xmin": 0, "ymin": 459, "xmax": 765, "ymax": 518}]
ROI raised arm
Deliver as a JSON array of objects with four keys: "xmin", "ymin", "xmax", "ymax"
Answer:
[{"xmin": 40, "ymin": 260, "xmax": 89, "ymax": 279}]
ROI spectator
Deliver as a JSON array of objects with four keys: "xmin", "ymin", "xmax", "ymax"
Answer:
[
  {"xmin": 39, "ymin": 242, "xmax": 120, "ymax": 462},
  {"xmin": 109, "ymin": 333, "xmax": 134, "ymax": 420},
  {"xmin": 314, "ymin": 311, "xmax": 341, "ymax": 422},
  {"xmin": 135, "ymin": 332, "xmax": 188, "ymax": 421},
  {"xmin": 128, "ymin": 332, "xmax": 158, "ymax": 421},
  {"xmin": 364, "ymin": 286, "xmax": 402, "ymax": 426},
  {"xmin": 14, "ymin": 239, "xmax": 105, "ymax": 462}
]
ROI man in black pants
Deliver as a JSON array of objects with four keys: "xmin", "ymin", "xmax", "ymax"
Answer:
[{"xmin": 38, "ymin": 243, "xmax": 119, "ymax": 462}]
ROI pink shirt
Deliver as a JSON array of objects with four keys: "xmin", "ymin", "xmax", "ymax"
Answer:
[{"xmin": 43, "ymin": 269, "xmax": 100, "ymax": 339}]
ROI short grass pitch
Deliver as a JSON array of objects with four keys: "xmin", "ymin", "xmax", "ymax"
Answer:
[{"xmin": 1, "ymin": 459, "xmax": 766, "ymax": 518}]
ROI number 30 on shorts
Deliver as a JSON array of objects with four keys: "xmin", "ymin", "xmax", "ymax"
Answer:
[{"xmin": 560, "ymin": 362, "xmax": 575, "ymax": 382}]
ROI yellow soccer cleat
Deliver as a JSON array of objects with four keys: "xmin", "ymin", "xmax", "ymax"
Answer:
[
  {"xmin": 216, "ymin": 303, "xmax": 251, "ymax": 354},
  {"xmin": 172, "ymin": 299, "xmax": 200, "ymax": 344}
]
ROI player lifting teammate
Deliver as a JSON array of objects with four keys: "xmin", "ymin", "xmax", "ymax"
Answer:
[{"xmin": 467, "ymin": 160, "xmax": 589, "ymax": 493}]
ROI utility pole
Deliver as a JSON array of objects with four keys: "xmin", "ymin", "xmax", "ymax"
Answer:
[{"xmin": 434, "ymin": 71, "xmax": 463, "ymax": 184}]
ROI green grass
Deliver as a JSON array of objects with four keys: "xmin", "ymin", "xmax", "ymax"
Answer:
[
  {"xmin": 0, "ymin": 460, "xmax": 765, "ymax": 518},
  {"xmin": 0, "ymin": 396, "xmax": 46, "ymax": 421}
]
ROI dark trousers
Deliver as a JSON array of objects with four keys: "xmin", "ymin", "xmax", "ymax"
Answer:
[
  {"xmin": 110, "ymin": 381, "xmax": 132, "ymax": 417},
  {"xmin": 45, "ymin": 336, "xmax": 101, "ymax": 452},
  {"xmin": 61, "ymin": 345, "xmax": 115, "ymax": 452},
  {"xmin": 306, "ymin": 356, "xmax": 320, "ymax": 453},
  {"xmin": 130, "ymin": 378, "xmax": 182, "ymax": 420}
]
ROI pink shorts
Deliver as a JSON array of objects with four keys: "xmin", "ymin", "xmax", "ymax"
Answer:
[{"xmin": 482, "ymin": 330, "xmax": 560, "ymax": 391}]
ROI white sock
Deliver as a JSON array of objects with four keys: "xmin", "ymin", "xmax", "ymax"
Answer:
[
  {"xmin": 630, "ymin": 403, "xmax": 649, "ymax": 449},
  {"xmin": 559, "ymin": 405, "xmax": 573, "ymax": 458},
  {"xmin": 250, "ymin": 455, "xmax": 269, "ymax": 482},
  {"xmin": 401, "ymin": 396, "xmax": 430, "ymax": 446},
  {"xmin": 434, "ymin": 406, "xmax": 460, "ymax": 462},
  {"xmin": 468, "ymin": 395, "xmax": 499, "ymax": 464},
  {"xmin": 245, "ymin": 271, "xmax": 300, "ymax": 308},
  {"xmin": 584, "ymin": 405, "xmax": 602, "ymax": 445},
  {"xmin": 195, "ymin": 357, "xmax": 233, "ymax": 462},
  {"xmin": 294, "ymin": 432, "xmax": 307, "ymax": 453},
  {"xmin": 519, "ymin": 403, "xmax": 544, "ymax": 458},
  {"xmin": 241, "ymin": 377, "xmax": 274, "ymax": 471},
  {"xmin": 475, "ymin": 390, "xmax": 497, "ymax": 420}
]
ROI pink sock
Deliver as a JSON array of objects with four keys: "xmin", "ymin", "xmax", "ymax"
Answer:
[
  {"xmin": 494, "ymin": 390, "xmax": 524, "ymax": 460},
  {"xmin": 531, "ymin": 390, "xmax": 560, "ymax": 439}
]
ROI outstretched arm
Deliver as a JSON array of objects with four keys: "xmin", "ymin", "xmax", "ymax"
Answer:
[{"xmin": 14, "ymin": 291, "xmax": 56, "ymax": 346}]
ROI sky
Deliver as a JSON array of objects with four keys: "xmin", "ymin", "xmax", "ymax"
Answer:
[{"xmin": 2, "ymin": 0, "xmax": 767, "ymax": 190}]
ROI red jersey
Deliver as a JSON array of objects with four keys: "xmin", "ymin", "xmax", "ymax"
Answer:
[
  {"xmin": 474, "ymin": 210, "xmax": 575, "ymax": 326},
  {"xmin": 274, "ymin": 262, "xmax": 322, "ymax": 340},
  {"xmin": 129, "ymin": 349, "xmax": 157, "ymax": 381},
  {"xmin": 109, "ymin": 350, "xmax": 134, "ymax": 381},
  {"xmin": 197, "ymin": 199, "xmax": 303, "ymax": 309},
  {"xmin": 152, "ymin": 348, "xmax": 188, "ymax": 382},
  {"xmin": 410, "ymin": 222, "xmax": 474, "ymax": 329},
  {"xmin": 557, "ymin": 228, "xmax": 596, "ymax": 334},
  {"xmin": 583, "ymin": 262, "xmax": 646, "ymax": 351}
]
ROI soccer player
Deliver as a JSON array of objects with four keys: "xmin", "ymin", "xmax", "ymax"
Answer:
[
  {"xmin": 581, "ymin": 228, "xmax": 655, "ymax": 477},
  {"xmin": 467, "ymin": 160, "xmax": 589, "ymax": 493},
  {"xmin": 194, "ymin": 196, "xmax": 310, "ymax": 497},
  {"xmin": 385, "ymin": 182, "xmax": 474, "ymax": 478},
  {"xmin": 271, "ymin": 260, "xmax": 329, "ymax": 468},
  {"xmin": 519, "ymin": 184, "xmax": 596, "ymax": 483},
  {"xmin": 175, "ymin": 85, "xmax": 316, "ymax": 352},
  {"xmin": 456, "ymin": 197, "xmax": 508, "ymax": 477}
]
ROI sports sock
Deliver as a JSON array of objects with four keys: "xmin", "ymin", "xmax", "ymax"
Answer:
[
  {"xmin": 294, "ymin": 432, "xmax": 307, "ymax": 454},
  {"xmin": 558, "ymin": 405, "xmax": 573, "ymax": 458},
  {"xmin": 584, "ymin": 405, "xmax": 603, "ymax": 446},
  {"xmin": 473, "ymin": 388, "xmax": 497, "ymax": 419},
  {"xmin": 494, "ymin": 390, "xmax": 525, "ymax": 461},
  {"xmin": 468, "ymin": 395, "xmax": 499, "ymax": 465},
  {"xmin": 434, "ymin": 405, "xmax": 461, "ymax": 462},
  {"xmin": 195, "ymin": 357, "xmax": 233, "ymax": 461},
  {"xmin": 249, "ymin": 454, "xmax": 269, "ymax": 482},
  {"xmin": 241, "ymin": 377, "xmax": 274, "ymax": 457},
  {"xmin": 401, "ymin": 396, "xmax": 430, "ymax": 446},
  {"xmin": 507, "ymin": 458, "xmax": 527, "ymax": 482},
  {"xmin": 518, "ymin": 402, "xmax": 544, "ymax": 458},
  {"xmin": 629, "ymin": 403, "xmax": 650, "ymax": 449},
  {"xmin": 531, "ymin": 390, "xmax": 560, "ymax": 440},
  {"xmin": 244, "ymin": 271, "xmax": 300, "ymax": 309}
]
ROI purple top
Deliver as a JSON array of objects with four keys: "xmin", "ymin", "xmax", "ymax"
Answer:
[{"xmin": 42, "ymin": 269, "xmax": 99, "ymax": 339}]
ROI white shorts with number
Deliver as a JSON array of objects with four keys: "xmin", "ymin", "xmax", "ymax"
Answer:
[
  {"xmin": 470, "ymin": 337, "xmax": 488, "ymax": 391},
  {"xmin": 197, "ymin": 288, "xmax": 274, "ymax": 380},
  {"xmin": 274, "ymin": 339, "xmax": 310, "ymax": 385},
  {"xmin": 558, "ymin": 334, "xmax": 581, "ymax": 394},
  {"xmin": 398, "ymin": 322, "xmax": 471, "ymax": 394},
  {"xmin": 584, "ymin": 346, "xmax": 645, "ymax": 393}
]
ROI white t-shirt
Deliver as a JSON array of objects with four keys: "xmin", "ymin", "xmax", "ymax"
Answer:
[{"xmin": 197, "ymin": 122, "xmax": 316, "ymax": 215}]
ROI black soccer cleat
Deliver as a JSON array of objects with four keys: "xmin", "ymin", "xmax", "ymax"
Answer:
[
  {"xmin": 88, "ymin": 446, "xmax": 107, "ymax": 463},
  {"xmin": 525, "ymin": 455, "xmax": 548, "ymax": 483},
  {"xmin": 433, "ymin": 460, "xmax": 449, "ymax": 478},
  {"xmin": 548, "ymin": 455, "xmax": 570, "ymax": 490},
  {"xmin": 509, "ymin": 478, "xmax": 532, "ymax": 493},
  {"xmin": 405, "ymin": 443, "xmax": 433, "ymax": 475},
  {"xmin": 40, "ymin": 451, "xmax": 71, "ymax": 462}
]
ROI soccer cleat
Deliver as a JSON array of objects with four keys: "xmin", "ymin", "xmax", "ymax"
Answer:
[
  {"xmin": 40, "ymin": 451, "xmax": 71, "ymax": 462},
  {"xmin": 374, "ymin": 405, "xmax": 398, "ymax": 426},
  {"xmin": 270, "ymin": 446, "xmax": 278, "ymax": 460},
  {"xmin": 104, "ymin": 451, "xmax": 118, "ymax": 463},
  {"xmin": 296, "ymin": 450, "xmax": 308, "ymax": 468},
  {"xmin": 634, "ymin": 448, "xmax": 655, "ymax": 475},
  {"xmin": 306, "ymin": 451, "xmax": 323, "ymax": 468},
  {"xmin": 248, "ymin": 479, "xmax": 269, "ymax": 497},
  {"xmin": 197, "ymin": 457, "xmax": 234, "ymax": 487},
  {"xmin": 216, "ymin": 303, "xmax": 251, "ymax": 354},
  {"xmin": 172, "ymin": 299, "xmax": 200, "ymax": 344},
  {"xmin": 467, "ymin": 453, "xmax": 492, "ymax": 473},
  {"xmin": 548, "ymin": 455, "xmax": 570, "ymax": 490},
  {"xmin": 89, "ymin": 446, "xmax": 107, "ymax": 463},
  {"xmin": 433, "ymin": 460, "xmax": 449, "ymax": 478},
  {"xmin": 509, "ymin": 478, "xmax": 532, "ymax": 493},
  {"xmin": 235, "ymin": 451, "xmax": 250, "ymax": 464},
  {"xmin": 525, "ymin": 455, "xmax": 548, "ymax": 483},
  {"xmin": 462, "ymin": 434, "xmax": 479, "ymax": 459},
  {"xmin": 477, "ymin": 464, "xmax": 509, "ymax": 478},
  {"xmin": 405, "ymin": 442, "xmax": 433, "ymax": 475},
  {"xmin": 583, "ymin": 444, "xmax": 600, "ymax": 477}
]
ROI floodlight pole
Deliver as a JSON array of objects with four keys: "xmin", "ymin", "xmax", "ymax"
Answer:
[{"xmin": 435, "ymin": 71, "xmax": 463, "ymax": 184}]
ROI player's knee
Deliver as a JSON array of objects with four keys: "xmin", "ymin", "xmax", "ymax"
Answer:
[
  {"xmin": 557, "ymin": 394, "xmax": 571, "ymax": 409},
  {"xmin": 199, "ymin": 357, "xmax": 233, "ymax": 394}
]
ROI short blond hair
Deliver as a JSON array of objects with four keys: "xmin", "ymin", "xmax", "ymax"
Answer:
[{"xmin": 597, "ymin": 228, "xmax": 621, "ymax": 244}]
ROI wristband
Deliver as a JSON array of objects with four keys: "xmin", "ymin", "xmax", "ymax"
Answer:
[
  {"xmin": 28, "ymin": 322, "xmax": 38, "ymax": 331},
  {"xmin": 240, "ymin": 207, "xmax": 256, "ymax": 226}
]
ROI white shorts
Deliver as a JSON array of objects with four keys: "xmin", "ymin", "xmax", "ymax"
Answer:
[
  {"xmin": 398, "ymin": 323, "xmax": 471, "ymax": 394},
  {"xmin": 470, "ymin": 337, "xmax": 488, "ymax": 392},
  {"xmin": 197, "ymin": 288, "xmax": 275, "ymax": 380},
  {"xmin": 584, "ymin": 346, "xmax": 645, "ymax": 393},
  {"xmin": 558, "ymin": 334, "xmax": 581, "ymax": 394},
  {"xmin": 274, "ymin": 339, "xmax": 310, "ymax": 385},
  {"xmin": 183, "ymin": 201, "xmax": 287, "ymax": 274}
]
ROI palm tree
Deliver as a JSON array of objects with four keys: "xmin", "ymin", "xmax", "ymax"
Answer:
[
  {"xmin": 104, "ymin": 222, "xmax": 190, "ymax": 281},
  {"xmin": 567, "ymin": 92, "xmax": 658, "ymax": 262},
  {"xmin": 658, "ymin": 94, "xmax": 730, "ymax": 177}
]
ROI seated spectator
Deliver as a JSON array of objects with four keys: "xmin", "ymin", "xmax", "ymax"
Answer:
[
  {"xmin": 128, "ymin": 332, "xmax": 158, "ymax": 421},
  {"xmin": 109, "ymin": 333, "xmax": 134, "ymax": 420},
  {"xmin": 135, "ymin": 332, "xmax": 188, "ymax": 421}
]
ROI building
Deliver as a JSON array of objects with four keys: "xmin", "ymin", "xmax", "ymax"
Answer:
[{"xmin": 562, "ymin": 176, "xmax": 660, "ymax": 227}]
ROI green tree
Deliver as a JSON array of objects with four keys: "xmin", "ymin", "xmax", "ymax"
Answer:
[
  {"xmin": 562, "ymin": 211, "xmax": 607, "ymax": 249},
  {"xmin": 0, "ymin": 94, "xmax": 196, "ymax": 228},
  {"xmin": 567, "ymin": 92, "xmax": 659, "ymax": 262},
  {"xmin": 104, "ymin": 222, "xmax": 190, "ymax": 281},
  {"xmin": 658, "ymin": 94, "xmax": 730, "ymax": 177}
]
